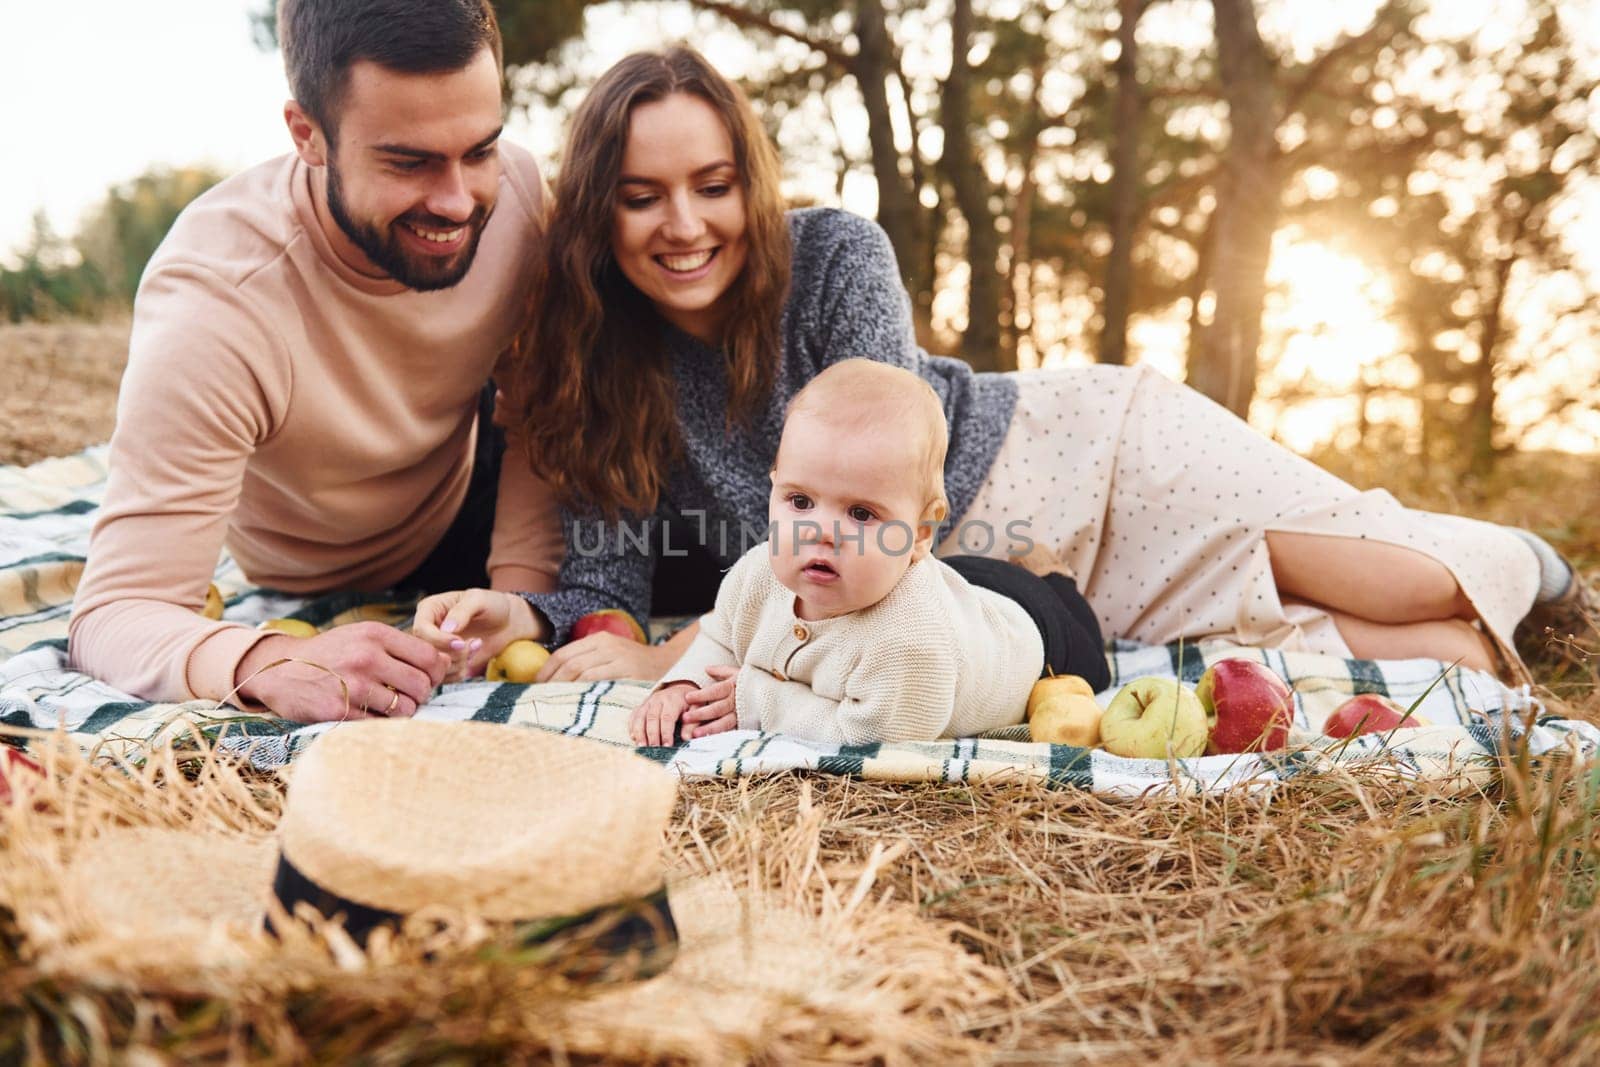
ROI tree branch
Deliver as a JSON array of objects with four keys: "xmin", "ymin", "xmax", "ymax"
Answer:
[
  {"xmin": 1282, "ymin": 0, "xmax": 1405, "ymax": 114},
  {"xmin": 685, "ymin": 0, "xmax": 854, "ymax": 69}
]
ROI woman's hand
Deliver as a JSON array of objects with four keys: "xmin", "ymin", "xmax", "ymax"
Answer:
[
  {"xmin": 629, "ymin": 682, "xmax": 696, "ymax": 746},
  {"xmin": 412, "ymin": 588, "xmax": 539, "ymax": 681},
  {"xmin": 537, "ymin": 632, "xmax": 680, "ymax": 683}
]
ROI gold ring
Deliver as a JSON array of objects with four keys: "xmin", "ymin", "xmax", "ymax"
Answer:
[{"xmin": 381, "ymin": 686, "xmax": 401, "ymax": 715}]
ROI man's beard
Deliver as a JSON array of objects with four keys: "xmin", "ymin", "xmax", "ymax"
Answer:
[{"xmin": 325, "ymin": 159, "xmax": 492, "ymax": 292}]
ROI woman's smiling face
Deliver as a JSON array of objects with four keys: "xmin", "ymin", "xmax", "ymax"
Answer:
[{"xmin": 611, "ymin": 92, "xmax": 749, "ymax": 344}]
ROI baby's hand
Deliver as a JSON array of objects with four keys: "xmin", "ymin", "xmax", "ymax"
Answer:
[
  {"xmin": 630, "ymin": 682, "xmax": 695, "ymax": 747},
  {"xmin": 412, "ymin": 588, "xmax": 532, "ymax": 681},
  {"xmin": 681, "ymin": 664, "xmax": 740, "ymax": 740}
]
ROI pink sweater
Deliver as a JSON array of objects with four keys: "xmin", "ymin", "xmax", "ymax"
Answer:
[{"xmin": 68, "ymin": 146, "xmax": 560, "ymax": 703}]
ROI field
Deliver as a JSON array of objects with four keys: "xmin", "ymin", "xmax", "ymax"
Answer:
[
  {"xmin": 2, "ymin": 321, "xmax": 1599, "ymax": 1063},
  {"xmin": 0, "ymin": 321, "xmax": 130, "ymax": 467}
]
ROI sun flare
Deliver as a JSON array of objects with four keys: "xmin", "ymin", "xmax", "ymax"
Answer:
[{"xmin": 1255, "ymin": 238, "xmax": 1410, "ymax": 453}]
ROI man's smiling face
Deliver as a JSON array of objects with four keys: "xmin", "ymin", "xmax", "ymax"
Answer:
[{"xmin": 317, "ymin": 46, "xmax": 504, "ymax": 291}]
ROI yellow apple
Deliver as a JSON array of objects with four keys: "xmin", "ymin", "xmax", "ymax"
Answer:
[
  {"xmin": 486, "ymin": 639, "xmax": 551, "ymax": 683},
  {"xmin": 200, "ymin": 583, "xmax": 224, "ymax": 620},
  {"xmin": 1025, "ymin": 672, "xmax": 1095, "ymax": 721},
  {"xmin": 258, "ymin": 618, "xmax": 318, "ymax": 638},
  {"xmin": 1028, "ymin": 691, "xmax": 1103, "ymax": 747}
]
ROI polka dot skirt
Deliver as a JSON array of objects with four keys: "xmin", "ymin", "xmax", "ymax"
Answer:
[{"xmin": 937, "ymin": 363, "xmax": 1539, "ymax": 665}]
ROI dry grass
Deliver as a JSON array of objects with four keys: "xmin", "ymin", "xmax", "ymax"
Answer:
[
  {"xmin": 7, "ymin": 731, "xmax": 1600, "ymax": 1063},
  {"xmin": 2, "ymin": 325, "xmax": 1598, "ymax": 1062},
  {"xmin": 0, "ymin": 321, "xmax": 129, "ymax": 467},
  {"xmin": 1, "ymin": 734, "xmax": 1009, "ymax": 1065}
]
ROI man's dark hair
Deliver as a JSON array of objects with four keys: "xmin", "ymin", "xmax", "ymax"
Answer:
[{"xmin": 278, "ymin": 0, "xmax": 503, "ymax": 135}]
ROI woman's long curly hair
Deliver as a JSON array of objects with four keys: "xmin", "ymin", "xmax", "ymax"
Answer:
[{"xmin": 507, "ymin": 47, "xmax": 791, "ymax": 518}]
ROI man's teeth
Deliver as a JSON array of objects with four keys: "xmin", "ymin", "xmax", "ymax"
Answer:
[
  {"xmin": 407, "ymin": 223, "xmax": 465, "ymax": 244},
  {"xmin": 659, "ymin": 249, "xmax": 714, "ymax": 272}
]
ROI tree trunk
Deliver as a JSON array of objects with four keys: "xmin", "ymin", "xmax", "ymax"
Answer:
[
  {"xmin": 1469, "ymin": 209, "xmax": 1528, "ymax": 474},
  {"xmin": 1005, "ymin": 54, "xmax": 1047, "ymax": 366},
  {"xmin": 941, "ymin": 0, "xmax": 1007, "ymax": 371},
  {"xmin": 1185, "ymin": 208, "xmax": 1216, "ymax": 375},
  {"xmin": 1099, "ymin": 0, "xmax": 1142, "ymax": 366},
  {"xmin": 852, "ymin": 0, "xmax": 920, "ymax": 291},
  {"xmin": 1468, "ymin": 283, "xmax": 1505, "ymax": 475},
  {"xmin": 1191, "ymin": 0, "xmax": 1279, "ymax": 418},
  {"xmin": 892, "ymin": 63, "xmax": 939, "ymax": 341}
]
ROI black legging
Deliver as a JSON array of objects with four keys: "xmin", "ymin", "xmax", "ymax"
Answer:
[{"xmin": 942, "ymin": 555, "xmax": 1110, "ymax": 692}]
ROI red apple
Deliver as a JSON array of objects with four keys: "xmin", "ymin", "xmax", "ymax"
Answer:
[
  {"xmin": 571, "ymin": 609, "xmax": 647, "ymax": 644},
  {"xmin": 1323, "ymin": 694, "xmax": 1423, "ymax": 739},
  {"xmin": 1195, "ymin": 658, "xmax": 1294, "ymax": 754},
  {"xmin": 0, "ymin": 747, "xmax": 44, "ymax": 805}
]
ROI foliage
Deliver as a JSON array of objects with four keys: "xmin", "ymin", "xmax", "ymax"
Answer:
[
  {"xmin": 497, "ymin": 0, "xmax": 1599, "ymax": 458},
  {"xmin": 76, "ymin": 168, "xmax": 224, "ymax": 305},
  {"xmin": 20, "ymin": 0, "xmax": 1596, "ymax": 462},
  {"xmin": 1, "ymin": 168, "xmax": 222, "ymax": 323},
  {"xmin": 0, "ymin": 213, "xmax": 106, "ymax": 323},
  {"xmin": 250, "ymin": 1, "xmax": 596, "ymax": 67}
]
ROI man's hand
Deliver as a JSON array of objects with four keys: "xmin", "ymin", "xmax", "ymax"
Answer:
[
  {"xmin": 233, "ymin": 621, "xmax": 451, "ymax": 723},
  {"xmin": 537, "ymin": 632, "xmax": 679, "ymax": 683},
  {"xmin": 629, "ymin": 682, "xmax": 695, "ymax": 746},
  {"xmin": 412, "ymin": 588, "xmax": 541, "ymax": 680},
  {"xmin": 680, "ymin": 664, "xmax": 740, "ymax": 739}
]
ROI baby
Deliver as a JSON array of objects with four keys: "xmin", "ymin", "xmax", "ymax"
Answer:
[{"xmin": 629, "ymin": 359, "xmax": 1108, "ymax": 747}]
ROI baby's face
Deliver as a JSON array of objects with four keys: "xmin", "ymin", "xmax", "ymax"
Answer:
[{"xmin": 768, "ymin": 412, "xmax": 934, "ymax": 621}]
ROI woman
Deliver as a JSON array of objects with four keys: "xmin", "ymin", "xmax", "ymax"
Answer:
[{"xmin": 418, "ymin": 46, "xmax": 1583, "ymax": 685}]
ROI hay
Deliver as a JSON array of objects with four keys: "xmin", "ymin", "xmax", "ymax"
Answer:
[
  {"xmin": 659, "ymin": 733, "xmax": 1600, "ymax": 1062},
  {"xmin": 14, "ymin": 725, "xmax": 1600, "ymax": 1061},
  {"xmin": 0, "ymin": 732, "xmax": 1010, "ymax": 1064}
]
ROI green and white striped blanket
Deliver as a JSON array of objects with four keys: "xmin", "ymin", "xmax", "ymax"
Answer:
[{"xmin": 3, "ymin": 447, "xmax": 1595, "ymax": 795}]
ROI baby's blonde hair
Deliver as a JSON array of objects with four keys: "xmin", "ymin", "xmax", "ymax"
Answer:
[{"xmin": 783, "ymin": 359, "xmax": 949, "ymax": 522}]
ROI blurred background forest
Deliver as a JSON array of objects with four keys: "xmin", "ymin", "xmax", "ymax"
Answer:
[{"xmin": 5, "ymin": 0, "xmax": 1598, "ymax": 474}]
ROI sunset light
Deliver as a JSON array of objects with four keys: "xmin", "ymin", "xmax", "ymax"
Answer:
[
  {"xmin": 2, "ymin": 2, "xmax": 1600, "ymax": 1061},
  {"xmin": 1256, "ymin": 237, "xmax": 1409, "ymax": 452}
]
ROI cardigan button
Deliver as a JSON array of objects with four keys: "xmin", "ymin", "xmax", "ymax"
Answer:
[
  {"xmin": 770, "ymin": 668, "xmax": 787, "ymax": 682},
  {"xmin": 793, "ymin": 624, "xmax": 810, "ymax": 642}
]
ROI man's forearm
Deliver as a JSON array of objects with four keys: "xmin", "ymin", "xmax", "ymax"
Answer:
[{"xmin": 69, "ymin": 595, "xmax": 269, "ymax": 704}]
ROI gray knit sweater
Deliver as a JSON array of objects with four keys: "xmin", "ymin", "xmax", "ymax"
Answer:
[{"xmin": 521, "ymin": 208, "xmax": 1019, "ymax": 643}]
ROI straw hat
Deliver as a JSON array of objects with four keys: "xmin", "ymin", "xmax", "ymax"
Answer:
[
  {"xmin": 48, "ymin": 720, "xmax": 680, "ymax": 959},
  {"xmin": 5, "ymin": 742, "xmax": 1008, "ymax": 1061}
]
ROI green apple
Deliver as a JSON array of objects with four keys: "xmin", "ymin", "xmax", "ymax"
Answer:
[{"xmin": 1100, "ymin": 677, "xmax": 1209, "ymax": 759}]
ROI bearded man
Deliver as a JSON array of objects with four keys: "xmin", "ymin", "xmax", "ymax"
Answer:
[{"xmin": 70, "ymin": 0, "xmax": 560, "ymax": 722}]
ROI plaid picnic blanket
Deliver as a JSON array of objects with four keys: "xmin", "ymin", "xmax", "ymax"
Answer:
[{"xmin": 3, "ymin": 446, "xmax": 1596, "ymax": 795}]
